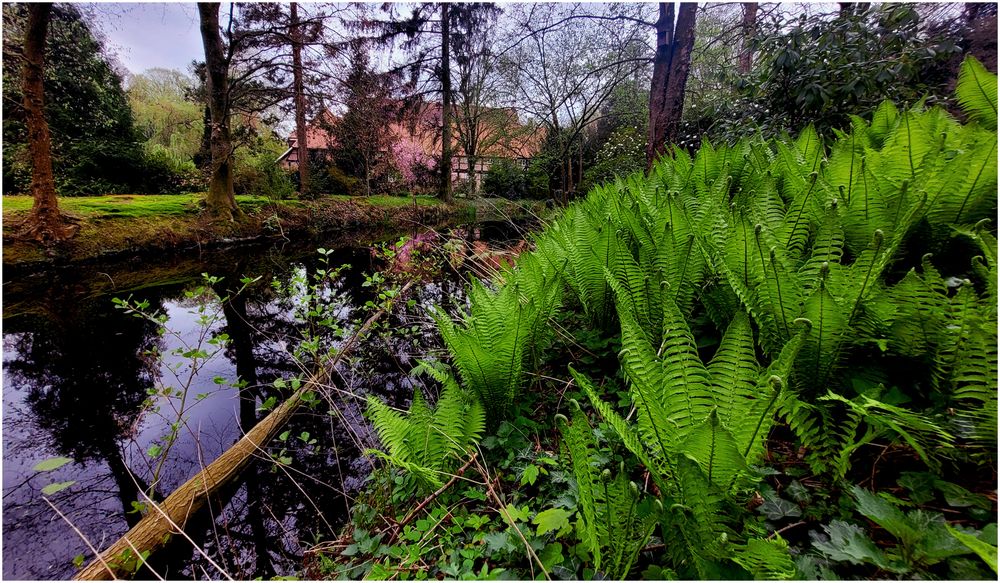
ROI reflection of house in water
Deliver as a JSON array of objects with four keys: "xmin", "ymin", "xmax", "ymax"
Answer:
[{"xmin": 277, "ymin": 102, "xmax": 540, "ymax": 190}]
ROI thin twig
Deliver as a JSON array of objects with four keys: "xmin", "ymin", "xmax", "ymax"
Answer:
[
  {"xmin": 768, "ymin": 520, "xmax": 807, "ymax": 540},
  {"xmin": 42, "ymin": 497, "xmax": 117, "ymax": 580},
  {"xmin": 391, "ymin": 452, "xmax": 480, "ymax": 539}
]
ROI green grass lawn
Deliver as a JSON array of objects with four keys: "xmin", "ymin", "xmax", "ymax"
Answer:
[
  {"xmin": 326, "ymin": 194, "xmax": 443, "ymax": 207},
  {"xmin": 2, "ymin": 193, "xmax": 441, "ymax": 220}
]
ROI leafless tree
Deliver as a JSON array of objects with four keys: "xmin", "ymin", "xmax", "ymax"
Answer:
[{"xmin": 498, "ymin": 3, "xmax": 653, "ymax": 200}]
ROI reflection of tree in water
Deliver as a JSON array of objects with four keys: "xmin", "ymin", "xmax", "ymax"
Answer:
[
  {"xmin": 4, "ymin": 288, "xmax": 166, "ymax": 524},
  {"xmin": 176, "ymin": 248, "xmax": 467, "ymax": 578},
  {"xmin": 2, "ymin": 222, "xmax": 533, "ymax": 579}
]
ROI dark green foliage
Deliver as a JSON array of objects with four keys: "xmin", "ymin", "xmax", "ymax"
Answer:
[
  {"xmin": 805, "ymin": 485, "xmax": 993, "ymax": 578},
  {"xmin": 481, "ymin": 159, "xmax": 548, "ymax": 199},
  {"xmin": 683, "ymin": 4, "xmax": 966, "ymax": 145},
  {"xmin": 2, "ymin": 4, "xmax": 150, "ymax": 196}
]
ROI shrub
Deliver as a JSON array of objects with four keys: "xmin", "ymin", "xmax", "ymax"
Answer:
[
  {"xmin": 482, "ymin": 158, "xmax": 550, "ymax": 199},
  {"xmin": 578, "ymin": 126, "xmax": 645, "ymax": 194}
]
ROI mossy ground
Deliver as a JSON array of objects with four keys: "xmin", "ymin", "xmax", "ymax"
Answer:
[{"xmin": 1, "ymin": 193, "xmax": 491, "ymax": 269}]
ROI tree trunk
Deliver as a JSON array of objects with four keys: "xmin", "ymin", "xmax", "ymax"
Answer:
[
  {"xmin": 19, "ymin": 3, "xmax": 76, "ymax": 243},
  {"xmin": 290, "ymin": 2, "xmax": 309, "ymax": 196},
  {"xmin": 75, "ymin": 281, "xmax": 415, "ymax": 581},
  {"xmin": 646, "ymin": 2, "xmax": 697, "ymax": 167},
  {"xmin": 198, "ymin": 3, "xmax": 240, "ymax": 220},
  {"xmin": 646, "ymin": 3, "xmax": 675, "ymax": 168},
  {"xmin": 440, "ymin": 3, "xmax": 454, "ymax": 203},
  {"xmin": 738, "ymin": 3, "xmax": 758, "ymax": 74}
]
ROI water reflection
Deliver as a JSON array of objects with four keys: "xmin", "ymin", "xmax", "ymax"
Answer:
[{"xmin": 2, "ymin": 220, "xmax": 531, "ymax": 580}]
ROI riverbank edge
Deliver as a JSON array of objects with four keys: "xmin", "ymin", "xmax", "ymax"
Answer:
[{"xmin": 1, "ymin": 196, "xmax": 539, "ymax": 272}]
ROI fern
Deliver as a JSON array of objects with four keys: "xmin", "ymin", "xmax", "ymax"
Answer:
[
  {"xmin": 957, "ymin": 56, "xmax": 998, "ymax": 130},
  {"xmin": 556, "ymin": 402, "xmax": 656, "ymax": 579},
  {"xmin": 366, "ymin": 374, "xmax": 484, "ymax": 492},
  {"xmin": 733, "ymin": 537, "xmax": 800, "ymax": 580}
]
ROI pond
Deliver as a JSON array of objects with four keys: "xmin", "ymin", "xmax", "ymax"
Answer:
[{"xmin": 2, "ymin": 219, "xmax": 533, "ymax": 580}]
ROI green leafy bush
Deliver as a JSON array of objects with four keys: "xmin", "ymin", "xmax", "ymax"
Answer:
[
  {"xmin": 481, "ymin": 158, "xmax": 549, "ymax": 199},
  {"xmin": 682, "ymin": 4, "xmax": 965, "ymax": 145},
  {"xmin": 578, "ymin": 127, "xmax": 645, "ymax": 195}
]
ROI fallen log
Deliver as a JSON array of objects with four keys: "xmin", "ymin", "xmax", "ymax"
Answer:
[{"xmin": 75, "ymin": 281, "xmax": 414, "ymax": 580}]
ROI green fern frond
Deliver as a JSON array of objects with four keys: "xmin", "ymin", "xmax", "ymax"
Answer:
[
  {"xmin": 573, "ymin": 367, "xmax": 674, "ymax": 490},
  {"xmin": 957, "ymin": 56, "xmax": 998, "ymax": 130},
  {"xmin": 366, "ymin": 379, "xmax": 484, "ymax": 492},
  {"xmin": 733, "ymin": 537, "xmax": 799, "ymax": 580},
  {"xmin": 679, "ymin": 408, "xmax": 749, "ymax": 490},
  {"xmin": 557, "ymin": 401, "xmax": 656, "ymax": 579}
]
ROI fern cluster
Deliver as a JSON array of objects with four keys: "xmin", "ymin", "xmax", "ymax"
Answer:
[
  {"xmin": 365, "ymin": 366, "xmax": 484, "ymax": 493},
  {"xmin": 369, "ymin": 56, "xmax": 997, "ymax": 578},
  {"xmin": 433, "ymin": 248, "xmax": 562, "ymax": 427}
]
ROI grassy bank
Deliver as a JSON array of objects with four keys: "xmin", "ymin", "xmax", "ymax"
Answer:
[{"xmin": 1, "ymin": 193, "xmax": 492, "ymax": 269}]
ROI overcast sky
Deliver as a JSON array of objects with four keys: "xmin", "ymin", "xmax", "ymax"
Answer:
[
  {"xmin": 92, "ymin": 3, "xmax": 204, "ymax": 77},
  {"xmin": 87, "ymin": 1, "xmax": 858, "ymax": 82}
]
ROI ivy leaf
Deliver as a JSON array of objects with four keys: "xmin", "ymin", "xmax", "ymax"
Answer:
[
  {"xmin": 41, "ymin": 481, "xmax": 76, "ymax": 495},
  {"xmin": 759, "ymin": 495, "xmax": 802, "ymax": 521},
  {"xmin": 533, "ymin": 508, "xmax": 572, "ymax": 537},
  {"xmin": 786, "ymin": 480, "xmax": 811, "ymax": 503},
  {"xmin": 538, "ymin": 542, "xmax": 565, "ymax": 570},
  {"xmin": 898, "ymin": 471, "xmax": 937, "ymax": 505},
  {"xmin": 33, "ymin": 457, "xmax": 73, "ymax": 472}
]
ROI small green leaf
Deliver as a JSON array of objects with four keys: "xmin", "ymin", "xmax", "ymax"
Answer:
[
  {"xmin": 41, "ymin": 481, "xmax": 76, "ymax": 495},
  {"xmin": 533, "ymin": 508, "xmax": 572, "ymax": 536},
  {"xmin": 72, "ymin": 554, "xmax": 85, "ymax": 568},
  {"xmin": 947, "ymin": 525, "xmax": 998, "ymax": 574},
  {"xmin": 520, "ymin": 464, "xmax": 540, "ymax": 486},
  {"xmin": 33, "ymin": 457, "xmax": 73, "ymax": 472},
  {"xmin": 503, "ymin": 504, "xmax": 531, "ymax": 523}
]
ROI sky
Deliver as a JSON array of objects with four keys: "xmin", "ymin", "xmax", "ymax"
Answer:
[{"xmin": 92, "ymin": 3, "xmax": 204, "ymax": 77}]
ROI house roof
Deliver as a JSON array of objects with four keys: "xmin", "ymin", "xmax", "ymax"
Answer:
[{"xmin": 279, "ymin": 102, "xmax": 541, "ymax": 163}]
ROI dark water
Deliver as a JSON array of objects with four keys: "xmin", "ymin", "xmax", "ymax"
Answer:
[{"xmin": 2, "ymin": 220, "xmax": 531, "ymax": 580}]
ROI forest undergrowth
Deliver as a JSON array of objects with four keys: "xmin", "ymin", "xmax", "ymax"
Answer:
[{"xmin": 312, "ymin": 57, "xmax": 999, "ymax": 580}]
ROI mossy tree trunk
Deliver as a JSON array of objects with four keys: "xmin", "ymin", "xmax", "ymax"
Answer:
[
  {"xmin": 198, "ymin": 3, "xmax": 241, "ymax": 220},
  {"xmin": 19, "ymin": 2, "xmax": 77, "ymax": 243}
]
